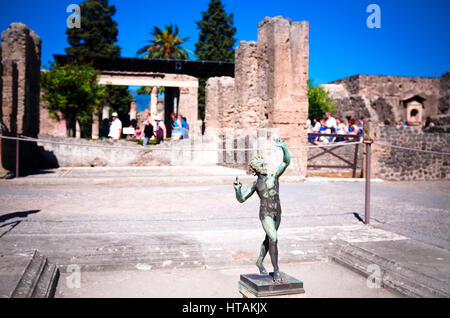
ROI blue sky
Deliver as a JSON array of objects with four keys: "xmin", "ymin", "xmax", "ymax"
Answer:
[{"xmin": 1, "ymin": 0, "xmax": 449, "ymax": 85}]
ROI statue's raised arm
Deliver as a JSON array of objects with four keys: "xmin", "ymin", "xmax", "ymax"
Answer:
[
  {"xmin": 273, "ymin": 138, "xmax": 290, "ymax": 178},
  {"xmin": 234, "ymin": 177, "xmax": 257, "ymax": 203}
]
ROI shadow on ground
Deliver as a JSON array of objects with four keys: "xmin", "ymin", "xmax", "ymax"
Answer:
[{"xmin": 0, "ymin": 209, "xmax": 40, "ymax": 238}]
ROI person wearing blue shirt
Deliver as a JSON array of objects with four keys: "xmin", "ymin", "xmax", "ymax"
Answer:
[{"xmin": 179, "ymin": 114, "xmax": 189, "ymax": 139}]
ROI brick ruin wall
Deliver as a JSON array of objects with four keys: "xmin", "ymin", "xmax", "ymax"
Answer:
[
  {"xmin": 204, "ymin": 16, "xmax": 309, "ymax": 176},
  {"xmin": 322, "ymin": 74, "xmax": 449, "ymax": 130},
  {"xmin": 373, "ymin": 126, "xmax": 449, "ymax": 181},
  {"xmin": 1, "ymin": 23, "xmax": 41, "ymax": 170}
]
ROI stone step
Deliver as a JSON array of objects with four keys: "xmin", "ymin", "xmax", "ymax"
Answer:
[
  {"xmin": 31, "ymin": 263, "xmax": 59, "ymax": 298},
  {"xmin": 10, "ymin": 250, "xmax": 59, "ymax": 298},
  {"xmin": 330, "ymin": 242, "xmax": 449, "ymax": 298}
]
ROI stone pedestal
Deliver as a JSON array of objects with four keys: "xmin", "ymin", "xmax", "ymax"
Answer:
[{"xmin": 238, "ymin": 272, "xmax": 305, "ymax": 298}]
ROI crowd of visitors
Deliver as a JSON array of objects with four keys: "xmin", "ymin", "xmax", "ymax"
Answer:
[
  {"xmin": 107, "ymin": 109, "xmax": 190, "ymax": 146},
  {"xmin": 307, "ymin": 112, "xmax": 363, "ymax": 142}
]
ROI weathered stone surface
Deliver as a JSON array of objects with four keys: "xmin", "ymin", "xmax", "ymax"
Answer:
[
  {"xmin": 178, "ymin": 85, "xmax": 199, "ymax": 135},
  {"xmin": 204, "ymin": 17, "xmax": 309, "ymax": 176},
  {"xmin": 323, "ymin": 74, "xmax": 445, "ymax": 126},
  {"xmin": 369, "ymin": 125, "xmax": 450, "ymax": 181},
  {"xmin": 438, "ymin": 72, "xmax": 450, "ymax": 114},
  {"xmin": 234, "ymin": 41, "xmax": 262, "ymax": 128},
  {"xmin": 204, "ymin": 76, "xmax": 235, "ymax": 135},
  {"xmin": 1, "ymin": 23, "xmax": 41, "ymax": 171},
  {"xmin": 1, "ymin": 22, "xmax": 41, "ymax": 137},
  {"xmin": 257, "ymin": 17, "xmax": 309, "ymax": 176}
]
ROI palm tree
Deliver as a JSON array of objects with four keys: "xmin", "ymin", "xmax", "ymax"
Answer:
[{"xmin": 136, "ymin": 24, "xmax": 193, "ymax": 60}]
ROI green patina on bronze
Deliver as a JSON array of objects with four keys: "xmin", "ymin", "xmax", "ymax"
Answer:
[{"xmin": 233, "ymin": 138, "xmax": 290, "ymax": 282}]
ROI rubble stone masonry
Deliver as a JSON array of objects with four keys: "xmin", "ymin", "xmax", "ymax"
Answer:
[
  {"xmin": 1, "ymin": 23, "xmax": 41, "ymax": 170},
  {"xmin": 205, "ymin": 17, "xmax": 309, "ymax": 176},
  {"xmin": 369, "ymin": 124, "xmax": 449, "ymax": 181}
]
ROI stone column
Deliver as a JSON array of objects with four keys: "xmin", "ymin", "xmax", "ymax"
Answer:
[
  {"xmin": 178, "ymin": 85, "xmax": 199, "ymax": 136},
  {"xmin": 1, "ymin": 22, "xmax": 41, "ymax": 137},
  {"xmin": 100, "ymin": 105, "xmax": 110, "ymax": 137},
  {"xmin": 1, "ymin": 23, "xmax": 41, "ymax": 171},
  {"xmin": 257, "ymin": 17, "xmax": 309, "ymax": 177},
  {"xmin": 150, "ymin": 86, "xmax": 158, "ymax": 117},
  {"xmin": 234, "ymin": 41, "xmax": 261, "ymax": 128},
  {"xmin": 130, "ymin": 100, "xmax": 137, "ymax": 128},
  {"xmin": 204, "ymin": 78, "xmax": 221, "ymax": 135},
  {"xmin": 75, "ymin": 120, "xmax": 81, "ymax": 139},
  {"xmin": 91, "ymin": 105, "xmax": 99, "ymax": 139},
  {"xmin": 204, "ymin": 76, "xmax": 235, "ymax": 136},
  {"xmin": 220, "ymin": 77, "xmax": 236, "ymax": 131}
]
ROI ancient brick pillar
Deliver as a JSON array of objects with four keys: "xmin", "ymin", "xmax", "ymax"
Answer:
[
  {"xmin": 100, "ymin": 105, "xmax": 110, "ymax": 137},
  {"xmin": 150, "ymin": 86, "xmax": 158, "ymax": 117},
  {"xmin": 1, "ymin": 23, "xmax": 41, "ymax": 171},
  {"xmin": 129, "ymin": 99, "xmax": 137, "ymax": 128},
  {"xmin": 205, "ymin": 77, "xmax": 220, "ymax": 134},
  {"xmin": 219, "ymin": 77, "xmax": 236, "ymax": 131},
  {"xmin": 257, "ymin": 17, "xmax": 309, "ymax": 176},
  {"xmin": 204, "ymin": 76, "xmax": 235, "ymax": 136},
  {"xmin": 234, "ymin": 41, "xmax": 262, "ymax": 128},
  {"xmin": 1, "ymin": 22, "xmax": 41, "ymax": 137},
  {"xmin": 178, "ymin": 86, "xmax": 199, "ymax": 136}
]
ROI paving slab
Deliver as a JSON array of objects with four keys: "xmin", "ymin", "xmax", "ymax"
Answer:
[
  {"xmin": 55, "ymin": 261, "xmax": 402, "ymax": 298},
  {"xmin": 0, "ymin": 251, "xmax": 35, "ymax": 298},
  {"xmin": 0, "ymin": 168, "xmax": 448, "ymax": 297}
]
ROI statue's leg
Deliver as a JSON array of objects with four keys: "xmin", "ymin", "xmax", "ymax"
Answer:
[
  {"xmin": 256, "ymin": 236, "xmax": 269, "ymax": 274},
  {"xmin": 261, "ymin": 216, "xmax": 281, "ymax": 282}
]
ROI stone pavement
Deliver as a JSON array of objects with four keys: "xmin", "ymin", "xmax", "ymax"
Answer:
[
  {"xmin": 0, "ymin": 166, "xmax": 449, "ymax": 297},
  {"xmin": 55, "ymin": 262, "xmax": 402, "ymax": 298}
]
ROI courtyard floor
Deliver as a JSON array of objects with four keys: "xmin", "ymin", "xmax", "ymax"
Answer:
[{"xmin": 0, "ymin": 166, "xmax": 449, "ymax": 297}]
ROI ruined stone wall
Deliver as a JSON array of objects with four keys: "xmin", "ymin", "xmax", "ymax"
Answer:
[
  {"xmin": 326, "ymin": 74, "xmax": 442, "ymax": 125},
  {"xmin": 178, "ymin": 86, "xmax": 201, "ymax": 136},
  {"xmin": 36, "ymin": 134, "xmax": 221, "ymax": 167},
  {"xmin": 204, "ymin": 17, "xmax": 309, "ymax": 177},
  {"xmin": 234, "ymin": 41, "xmax": 263, "ymax": 128},
  {"xmin": 1, "ymin": 23, "xmax": 41, "ymax": 170},
  {"xmin": 432, "ymin": 72, "xmax": 450, "ymax": 132},
  {"xmin": 204, "ymin": 76, "xmax": 235, "ymax": 134},
  {"xmin": 39, "ymin": 105, "xmax": 66, "ymax": 137},
  {"xmin": 372, "ymin": 125, "xmax": 449, "ymax": 181},
  {"xmin": 256, "ymin": 17, "xmax": 309, "ymax": 176},
  {"xmin": 39, "ymin": 86, "xmax": 67, "ymax": 137},
  {"xmin": 1, "ymin": 23, "xmax": 41, "ymax": 137}
]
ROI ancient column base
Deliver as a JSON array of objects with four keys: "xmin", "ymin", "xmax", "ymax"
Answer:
[{"xmin": 238, "ymin": 272, "xmax": 305, "ymax": 298}]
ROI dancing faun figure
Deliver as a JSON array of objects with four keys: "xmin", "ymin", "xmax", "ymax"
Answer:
[{"xmin": 233, "ymin": 138, "xmax": 290, "ymax": 282}]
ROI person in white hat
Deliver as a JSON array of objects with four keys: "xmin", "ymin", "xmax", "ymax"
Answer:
[{"xmin": 108, "ymin": 112, "xmax": 122, "ymax": 140}]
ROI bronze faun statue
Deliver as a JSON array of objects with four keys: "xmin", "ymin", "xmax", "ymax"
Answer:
[{"xmin": 233, "ymin": 138, "xmax": 290, "ymax": 282}]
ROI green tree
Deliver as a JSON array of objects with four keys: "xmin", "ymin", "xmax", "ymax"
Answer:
[
  {"xmin": 65, "ymin": 0, "xmax": 132, "ymax": 130},
  {"xmin": 66, "ymin": 0, "xmax": 121, "ymax": 58},
  {"xmin": 136, "ymin": 24, "xmax": 192, "ymax": 60},
  {"xmin": 41, "ymin": 63, "xmax": 106, "ymax": 137},
  {"xmin": 195, "ymin": 0, "xmax": 237, "ymax": 121},
  {"xmin": 308, "ymin": 79, "xmax": 336, "ymax": 121},
  {"xmin": 195, "ymin": 0, "xmax": 236, "ymax": 61}
]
